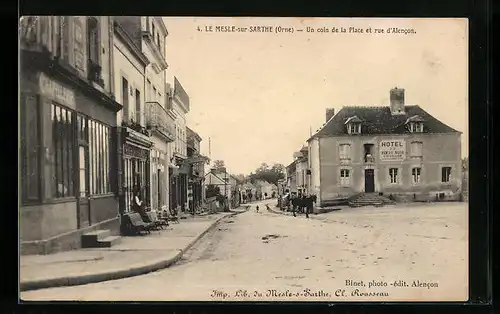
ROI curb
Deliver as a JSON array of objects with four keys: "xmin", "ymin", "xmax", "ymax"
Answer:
[{"xmin": 20, "ymin": 212, "xmax": 241, "ymax": 292}]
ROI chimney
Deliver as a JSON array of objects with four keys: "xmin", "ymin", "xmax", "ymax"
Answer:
[
  {"xmin": 390, "ymin": 87, "xmax": 405, "ymax": 115},
  {"xmin": 325, "ymin": 108, "xmax": 335, "ymax": 122}
]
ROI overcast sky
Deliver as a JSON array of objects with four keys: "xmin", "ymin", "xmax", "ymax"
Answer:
[{"xmin": 163, "ymin": 17, "xmax": 468, "ymax": 175}]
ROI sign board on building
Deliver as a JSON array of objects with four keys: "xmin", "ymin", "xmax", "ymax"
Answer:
[
  {"xmin": 39, "ymin": 73, "xmax": 76, "ymax": 107},
  {"xmin": 379, "ymin": 139, "xmax": 406, "ymax": 162}
]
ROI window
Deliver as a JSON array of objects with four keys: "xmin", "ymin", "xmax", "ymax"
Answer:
[
  {"xmin": 340, "ymin": 169, "xmax": 350, "ymax": 186},
  {"xmin": 441, "ymin": 167, "xmax": 452, "ymax": 183},
  {"xmin": 89, "ymin": 120, "xmax": 110, "ymax": 195},
  {"xmin": 135, "ymin": 89, "xmax": 141, "ymax": 124},
  {"xmin": 348, "ymin": 123, "xmax": 361, "ymax": 134},
  {"xmin": 21, "ymin": 94, "xmax": 40, "ymax": 202},
  {"xmin": 339, "ymin": 144, "xmax": 351, "ymax": 160},
  {"xmin": 87, "ymin": 17, "xmax": 99, "ymax": 64},
  {"xmin": 156, "ymin": 33, "xmax": 160, "ymax": 47},
  {"xmin": 389, "ymin": 168, "xmax": 399, "ymax": 184},
  {"xmin": 409, "ymin": 122, "xmax": 423, "ymax": 133},
  {"xmin": 51, "ymin": 103, "xmax": 75, "ymax": 198},
  {"xmin": 412, "ymin": 167, "xmax": 421, "ymax": 184},
  {"xmin": 152, "ymin": 23, "xmax": 155, "ymax": 37},
  {"xmin": 59, "ymin": 16, "xmax": 70, "ymax": 61},
  {"xmin": 122, "ymin": 77, "xmax": 129, "ymax": 120},
  {"xmin": 147, "ymin": 79, "xmax": 152, "ymax": 102},
  {"xmin": 410, "ymin": 141, "xmax": 423, "ymax": 158}
]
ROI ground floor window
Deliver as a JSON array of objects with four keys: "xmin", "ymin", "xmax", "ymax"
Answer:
[
  {"xmin": 389, "ymin": 168, "xmax": 399, "ymax": 184},
  {"xmin": 51, "ymin": 103, "xmax": 75, "ymax": 198},
  {"xmin": 441, "ymin": 166, "xmax": 452, "ymax": 183},
  {"xmin": 412, "ymin": 167, "xmax": 421, "ymax": 184},
  {"xmin": 89, "ymin": 119, "xmax": 111, "ymax": 195},
  {"xmin": 340, "ymin": 169, "xmax": 350, "ymax": 186}
]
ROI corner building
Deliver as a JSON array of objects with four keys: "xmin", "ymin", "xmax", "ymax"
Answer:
[
  {"xmin": 308, "ymin": 88, "xmax": 463, "ymax": 206},
  {"xmin": 19, "ymin": 16, "xmax": 122, "ymax": 254}
]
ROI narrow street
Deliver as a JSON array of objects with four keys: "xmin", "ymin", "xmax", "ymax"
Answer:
[{"xmin": 21, "ymin": 202, "xmax": 468, "ymax": 302}]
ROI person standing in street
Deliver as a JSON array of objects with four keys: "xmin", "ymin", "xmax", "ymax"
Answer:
[
  {"xmin": 256, "ymin": 205, "xmax": 259, "ymax": 213},
  {"xmin": 305, "ymin": 194, "xmax": 314, "ymax": 218},
  {"xmin": 291, "ymin": 195, "xmax": 297, "ymax": 217}
]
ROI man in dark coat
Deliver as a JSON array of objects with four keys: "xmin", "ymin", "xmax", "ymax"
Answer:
[
  {"xmin": 291, "ymin": 196, "xmax": 297, "ymax": 217},
  {"xmin": 305, "ymin": 195, "xmax": 314, "ymax": 218}
]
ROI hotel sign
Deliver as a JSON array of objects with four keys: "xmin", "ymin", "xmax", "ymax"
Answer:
[
  {"xmin": 379, "ymin": 139, "xmax": 406, "ymax": 162},
  {"xmin": 39, "ymin": 73, "xmax": 76, "ymax": 107}
]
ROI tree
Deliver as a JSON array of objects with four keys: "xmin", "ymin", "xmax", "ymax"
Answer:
[
  {"xmin": 205, "ymin": 184, "xmax": 221, "ymax": 199},
  {"xmin": 248, "ymin": 162, "xmax": 285, "ymax": 186},
  {"xmin": 462, "ymin": 157, "xmax": 468, "ymax": 171},
  {"xmin": 212, "ymin": 160, "xmax": 226, "ymax": 171}
]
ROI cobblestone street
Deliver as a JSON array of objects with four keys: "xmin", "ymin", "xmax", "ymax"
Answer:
[{"xmin": 21, "ymin": 202, "xmax": 468, "ymax": 302}]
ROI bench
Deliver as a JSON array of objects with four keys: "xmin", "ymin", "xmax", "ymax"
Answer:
[
  {"xmin": 160, "ymin": 210, "xmax": 179, "ymax": 224},
  {"xmin": 126, "ymin": 212, "xmax": 155, "ymax": 235}
]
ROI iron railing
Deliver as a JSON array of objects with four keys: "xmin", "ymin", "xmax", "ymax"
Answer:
[{"xmin": 145, "ymin": 101, "xmax": 175, "ymax": 142}]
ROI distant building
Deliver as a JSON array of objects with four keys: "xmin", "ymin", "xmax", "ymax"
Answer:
[
  {"xmin": 308, "ymin": 88, "xmax": 463, "ymax": 206},
  {"xmin": 285, "ymin": 161, "xmax": 297, "ymax": 195},
  {"xmin": 186, "ymin": 126, "xmax": 209, "ymax": 212},
  {"xmin": 204, "ymin": 168, "xmax": 241, "ymax": 209}
]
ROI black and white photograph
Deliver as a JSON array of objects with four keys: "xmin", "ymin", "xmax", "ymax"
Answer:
[{"xmin": 19, "ymin": 16, "xmax": 468, "ymax": 302}]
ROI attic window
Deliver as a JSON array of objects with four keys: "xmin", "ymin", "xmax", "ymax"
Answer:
[
  {"xmin": 348, "ymin": 123, "xmax": 361, "ymax": 134},
  {"xmin": 345, "ymin": 116, "xmax": 362, "ymax": 135},
  {"xmin": 406, "ymin": 115, "xmax": 424, "ymax": 133},
  {"xmin": 409, "ymin": 122, "xmax": 423, "ymax": 133}
]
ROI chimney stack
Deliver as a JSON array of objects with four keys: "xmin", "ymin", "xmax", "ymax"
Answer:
[
  {"xmin": 390, "ymin": 87, "xmax": 405, "ymax": 115},
  {"xmin": 325, "ymin": 108, "xmax": 335, "ymax": 122}
]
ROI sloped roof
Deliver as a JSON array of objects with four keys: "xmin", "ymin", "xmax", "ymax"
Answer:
[{"xmin": 310, "ymin": 105, "xmax": 460, "ymax": 139}]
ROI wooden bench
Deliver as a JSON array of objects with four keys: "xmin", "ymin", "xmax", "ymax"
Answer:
[
  {"xmin": 126, "ymin": 212, "xmax": 155, "ymax": 235},
  {"xmin": 160, "ymin": 210, "xmax": 179, "ymax": 224}
]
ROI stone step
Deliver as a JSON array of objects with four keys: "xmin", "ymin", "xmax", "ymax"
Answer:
[
  {"xmin": 81, "ymin": 229, "xmax": 111, "ymax": 248},
  {"xmin": 95, "ymin": 236, "xmax": 122, "ymax": 248}
]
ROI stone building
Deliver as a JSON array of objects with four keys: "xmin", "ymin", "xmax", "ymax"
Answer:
[
  {"xmin": 168, "ymin": 77, "xmax": 191, "ymax": 212},
  {"xmin": 20, "ymin": 16, "xmax": 122, "ymax": 254},
  {"xmin": 308, "ymin": 88, "xmax": 463, "ymax": 206},
  {"xmin": 112, "ymin": 16, "xmax": 175, "ymax": 220},
  {"xmin": 186, "ymin": 126, "xmax": 209, "ymax": 212}
]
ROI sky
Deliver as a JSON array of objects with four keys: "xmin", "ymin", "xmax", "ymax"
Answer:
[{"xmin": 162, "ymin": 17, "xmax": 468, "ymax": 175}]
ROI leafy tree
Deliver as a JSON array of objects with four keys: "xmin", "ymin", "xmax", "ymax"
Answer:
[
  {"xmin": 248, "ymin": 163, "xmax": 285, "ymax": 185},
  {"xmin": 212, "ymin": 160, "xmax": 226, "ymax": 171},
  {"xmin": 205, "ymin": 184, "xmax": 221, "ymax": 199}
]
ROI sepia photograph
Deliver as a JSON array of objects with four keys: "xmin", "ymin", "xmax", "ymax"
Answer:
[{"xmin": 19, "ymin": 16, "xmax": 468, "ymax": 302}]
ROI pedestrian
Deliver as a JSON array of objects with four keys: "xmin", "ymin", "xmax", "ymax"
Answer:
[
  {"xmin": 291, "ymin": 196, "xmax": 297, "ymax": 217},
  {"xmin": 256, "ymin": 205, "xmax": 259, "ymax": 213},
  {"xmin": 132, "ymin": 188, "xmax": 149, "ymax": 222},
  {"xmin": 305, "ymin": 194, "xmax": 314, "ymax": 219}
]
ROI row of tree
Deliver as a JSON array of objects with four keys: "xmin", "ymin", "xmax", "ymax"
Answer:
[{"xmin": 211, "ymin": 160, "xmax": 286, "ymax": 186}]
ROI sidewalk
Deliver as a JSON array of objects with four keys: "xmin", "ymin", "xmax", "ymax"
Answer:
[{"xmin": 20, "ymin": 211, "xmax": 242, "ymax": 292}]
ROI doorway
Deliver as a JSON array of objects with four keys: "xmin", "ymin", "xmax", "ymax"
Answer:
[{"xmin": 364, "ymin": 169, "xmax": 375, "ymax": 193}]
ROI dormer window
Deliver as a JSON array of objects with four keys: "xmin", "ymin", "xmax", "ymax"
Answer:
[
  {"xmin": 409, "ymin": 122, "xmax": 423, "ymax": 133},
  {"xmin": 406, "ymin": 115, "xmax": 425, "ymax": 133},
  {"xmin": 345, "ymin": 116, "xmax": 362, "ymax": 135}
]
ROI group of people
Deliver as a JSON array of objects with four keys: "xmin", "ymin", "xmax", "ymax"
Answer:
[{"xmin": 280, "ymin": 193, "xmax": 317, "ymax": 218}]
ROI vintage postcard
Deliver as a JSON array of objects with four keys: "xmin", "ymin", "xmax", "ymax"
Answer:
[{"xmin": 19, "ymin": 17, "xmax": 468, "ymax": 302}]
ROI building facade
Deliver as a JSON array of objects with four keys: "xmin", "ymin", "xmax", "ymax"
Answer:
[
  {"xmin": 186, "ymin": 127, "xmax": 209, "ymax": 212},
  {"xmin": 168, "ymin": 77, "xmax": 191, "ymax": 212},
  {"xmin": 308, "ymin": 88, "xmax": 463, "ymax": 207},
  {"xmin": 20, "ymin": 16, "xmax": 122, "ymax": 254},
  {"xmin": 285, "ymin": 160, "xmax": 297, "ymax": 195}
]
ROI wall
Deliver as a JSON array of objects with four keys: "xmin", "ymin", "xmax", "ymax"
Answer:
[
  {"xmin": 308, "ymin": 138, "xmax": 321, "ymax": 202},
  {"xmin": 172, "ymin": 98, "xmax": 188, "ymax": 157},
  {"xmin": 113, "ymin": 34, "xmax": 145, "ymax": 125},
  {"xmin": 319, "ymin": 132, "xmax": 462, "ymax": 204},
  {"xmin": 20, "ymin": 201, "xmax": 77, "ymax": 241},
  {"xmin": 89, "ymin": 195, "xmax": 119, "ymax": 224}
]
